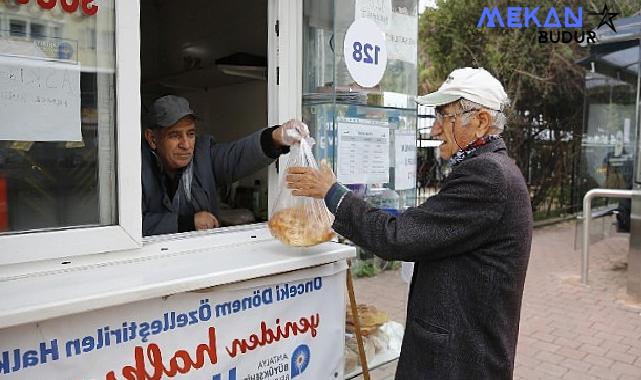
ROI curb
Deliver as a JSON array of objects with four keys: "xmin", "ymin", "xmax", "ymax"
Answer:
[{"xmin": 533, "ymin": 215, "xmax": 577, "ymax": 228}]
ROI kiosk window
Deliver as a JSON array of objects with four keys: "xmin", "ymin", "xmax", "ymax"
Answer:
[
  {"xmin": 0, "ymin": 1, "xmax": 116, "ymax": 234},
  {"xmin": 51, "ymin": 24, "xmax": 61, "ymax": 38},
  {"xmin": 140, "ymin": 0, "xmax": 269, "ymax": 235},
  {"xmin": 9, "ymin": 19, "xmax": 26, "ymax": 37},
  {"xmin": 30, "ymin": 22, "xmax": 46, "ymax": 39}
]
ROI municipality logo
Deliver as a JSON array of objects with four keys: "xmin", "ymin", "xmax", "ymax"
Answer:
[
  {"xmin": 477, "ymin": 3, "xmax": 619, "ymax": 44},
  {"xmin": 291, "ymin": 344, "xmax": 310, "ymax": 378}
]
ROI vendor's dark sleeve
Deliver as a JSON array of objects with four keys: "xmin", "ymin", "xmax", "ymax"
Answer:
[{"xmin": 260, "ymin": 125, "xmax": 291, "ymax": 159}]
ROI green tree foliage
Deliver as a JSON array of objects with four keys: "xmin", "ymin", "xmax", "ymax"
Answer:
[{"xmin": 419, "ymin": 0, "xmax": 640, "ymax": 216}]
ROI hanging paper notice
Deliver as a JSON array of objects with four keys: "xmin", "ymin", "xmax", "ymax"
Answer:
[
  {"xmin": 337, "ymin": 118, "xmax": 389, "ymax": 184},
  {"xmin": 355, "ymin": 0, "xmax": 418, "ymax": 65},
  {"xmin": 355, "ymin": 0, "xmax": 392, "ymax": 26},
  {"xmin": 388, "ymin": 12, "xmax": 418, "ymax": 65},
  {"xmin": 0, "ymin": 55, "xmax": 81, "ymax": 141},
  {"xmin": 394, "ymin": 132, "xmax": 417, "ymax": 190}
]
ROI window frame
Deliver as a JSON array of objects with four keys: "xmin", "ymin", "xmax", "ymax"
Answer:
[
  {"xmin": 0, "ymin": 0, "xmax": 305, "ymax": 265},
  {"xmin": 8, "ymin": 17, "xmax": 28, "ymax": 38},
  {"xmin": 267, "ymin": 0, "xmax": 302, "ymax": 214},
  {"xmin": 0, "ymin": 0, "xmax": 142, "ymax": 265},
  {"xmin": 28, "ymin": 21, "xmax": 46, "ymax": 39}
]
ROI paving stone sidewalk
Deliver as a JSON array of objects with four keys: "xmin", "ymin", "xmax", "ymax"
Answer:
[{"xmin": 351, "ymin": 220, "xmax": 641, "ymax": 380}]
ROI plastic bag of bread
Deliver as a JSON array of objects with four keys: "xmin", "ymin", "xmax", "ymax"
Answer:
[{"xmin": 268, "ymin": 136, "xmax": 335, "ymax": 247}]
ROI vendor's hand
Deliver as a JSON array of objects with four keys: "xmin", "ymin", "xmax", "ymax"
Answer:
[
  {"xmin": 286, "ymin": 159, "xmax": 336, "ymax": 199},
  {"xmin": 194, "ymin": 211, "xmax": 220, "ymax": 230},
  {"xmin": 272, "ymin": 119, "xmax": 310, "ymax": 146}
]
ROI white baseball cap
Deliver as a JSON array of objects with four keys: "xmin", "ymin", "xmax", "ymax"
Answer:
[{"xmin": 416, "ymin": 67, "xmax": 508, "ymax": 111}]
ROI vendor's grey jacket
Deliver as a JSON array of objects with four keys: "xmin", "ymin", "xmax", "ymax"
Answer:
[
  {"xmin": 334, "ymin": 138, "xmax": 532, "ymax": 379},
  {"xmin": 142, "ymin": 130, "xmax": 274, "ymax": 236}
]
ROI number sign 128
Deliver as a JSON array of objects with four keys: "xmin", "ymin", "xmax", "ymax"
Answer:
[{"xmin": 352, "ymin": 42, "xmax": 381, "ymax": 65}]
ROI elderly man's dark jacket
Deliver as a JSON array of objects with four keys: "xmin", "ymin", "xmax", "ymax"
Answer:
[
  {"xmin": 142, "ymin": 129, "xmax": 277, "ymax": 236},
  {"xmin": 333, "ymin": 138, "xmax": 532, "ymax": 379}
]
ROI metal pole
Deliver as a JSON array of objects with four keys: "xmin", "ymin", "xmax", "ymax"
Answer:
[
  {"xmin": 635, "ymin": 38, "xmax": 641, "ymax": 185},
  {"xmin": 582, "ymin": 189, "xmax": 636, "ymax": 284},
  {"xmin": 346, "ymin": 259, "xmax": 371, "ymax": 380}
]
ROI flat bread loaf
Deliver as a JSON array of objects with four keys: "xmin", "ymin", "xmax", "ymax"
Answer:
[{"xmin": 268, "ymin": 206, "xmax": 335, "ymax": 247}]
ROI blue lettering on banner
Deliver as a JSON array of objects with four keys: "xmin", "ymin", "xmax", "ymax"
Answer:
[
  {"xmin": 0, "ymin": 351, "xmax": 9, "ymax": 373},
  {"xmin": 0, "ymin": 277, "xmax": 326, "ymax": 374},
  {"xmin": 275, "ymin": 277, "xmax": 323, "ymax": 302},
  {"xmin": 0, "ymin": 340, "xmax": 58, "ymax": 374},
  {"xmin": 40, "ymin": 339, "xmax": 59, "ymax": 364},
  {"xmin": 213, "ymin": 367, "xmax": 237, "ymax": 380}
]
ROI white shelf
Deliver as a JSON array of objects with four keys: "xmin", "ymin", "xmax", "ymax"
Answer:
[{"xmin": 0, "ymin": 225, "xmax": 355, "ymax": 329}]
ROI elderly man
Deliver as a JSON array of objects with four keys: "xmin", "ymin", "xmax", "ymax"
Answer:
[
  {"xmin": 287, "ymin": 68, "xmax": 532, "ymax": 379},
  {"xmin": 142, "ymin": 95, "xmax": 306, "ymax": 236}
]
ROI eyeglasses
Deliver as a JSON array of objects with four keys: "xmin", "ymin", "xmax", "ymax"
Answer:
[{"xmin": 435, "ymin": 109, "xmax": 479, "ymax": 125}]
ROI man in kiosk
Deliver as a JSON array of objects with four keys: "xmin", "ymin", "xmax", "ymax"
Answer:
[{"xmin": 142, "ymin": 95, "xmax": 307, "ymax": 236}]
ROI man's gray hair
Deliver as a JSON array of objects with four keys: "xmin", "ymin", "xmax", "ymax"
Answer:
[{"xmin": 459, "ymin": 99, "xmax": 507, "ymax": 133}]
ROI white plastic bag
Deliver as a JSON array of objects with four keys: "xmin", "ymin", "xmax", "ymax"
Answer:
[{"xmin": 268, "ymin": 137, "xmax": 335, "ymax": 247}]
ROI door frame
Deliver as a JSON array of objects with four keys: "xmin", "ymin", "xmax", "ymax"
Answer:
[{"xmin": 267, "ymin": 0, "xmax": 303, "ymax": 215}]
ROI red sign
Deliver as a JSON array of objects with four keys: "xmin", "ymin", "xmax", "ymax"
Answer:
[{"xmin": 17, "ymin": 0, "xmax": 99, "ymax": 16}]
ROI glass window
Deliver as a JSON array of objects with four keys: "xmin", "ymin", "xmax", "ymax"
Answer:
[
  {"xmin": 0, "ymin": 1, "xmax": 116, "ymax": 234},
  {"xmin": 575, "ymin": 39, "xmax": 639, "ymax": 232},
  {"xmin": 302, "ymin": 2, "xmax": 418, "ymax": 376},
  {"xmin": 579, "ymin": 41, "xmax": 638, "ymax": 192},
  {"xmin": 87, "ymin": 27, "xmax": 96, "ymax": 49},
  {"xmin": 9, "ymin": 19, "xmax": 26, "ymax": 37},
  {"xmin": 302, "ymin": 0, "xmax": 419, "ymax": 212},
  {"xmin": 51, "ymin": 24, "xmax": 61, "ymax": 38},
  {"xmin": 30, "ymin": 22, "xmax": 46, "ymax": 39},
  {"xmin": 140, "ymin": 0, "xmax": 269, "ymax": 235}
]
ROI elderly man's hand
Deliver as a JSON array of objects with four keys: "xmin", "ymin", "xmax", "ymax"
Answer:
[
  {"xmin": 194, "ymin": 211, "xmax": 220, "ymax": 230},
  {"xmin": 286, "ymin": 160, "xmax": 336, "ymax": 199},
  {"xmin": 272, "ymin": 119, "xmax": 310, "ymax": 147}
]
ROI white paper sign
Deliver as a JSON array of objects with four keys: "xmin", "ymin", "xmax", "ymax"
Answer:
[
  {"xmin": 0, "ymin": 264, "xmax": 346, "ymax": 379},
  {"xmin": 0, "ymin": 55, "xmax": 81, "ymax": 141},
  {"xmin": 355, "ymin": 0, "xmax": 393, "ymax": 26},
  {"xmin": 388, "ymin": 13, "xmax": 418, "ymax": 65},
  {"xmin": 343, "ymin": 18, "xmax": 388, "ymax": 88},
  {"xmin": 394, "ymin": 133, "xmax": 417, "ymax": 190},
  {"xmin": 337, "ymin": 118, "xmax": 389, "ymax": 184},
  {"xmin": 624, "ymin": 118, "xmax": 631, "ymax": 143},
  {"xmin": 355, "ymin": 2, "xmax": 418, "ymax": 65}
]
